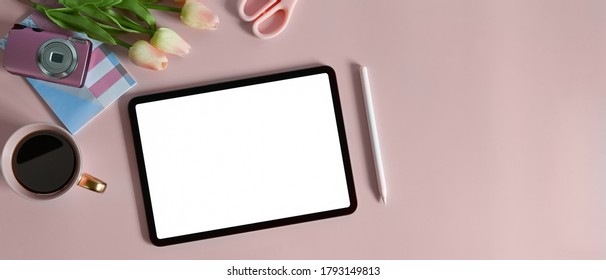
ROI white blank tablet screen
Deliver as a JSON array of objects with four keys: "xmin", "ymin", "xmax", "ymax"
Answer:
[{"xmin": 134, "ymin": 73, "xmax": 351, "ymax": 239}]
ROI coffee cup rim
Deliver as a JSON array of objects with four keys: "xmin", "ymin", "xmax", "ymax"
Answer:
[{"xmin": 1, "ymin": 123, "xmax": 82, "ymax": 200}]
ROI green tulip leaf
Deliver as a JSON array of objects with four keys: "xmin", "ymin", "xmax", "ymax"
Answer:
[
  {"xmin": 114, "ymin": 0, "xmax": 156, "ymax": 31},
  {"xmin": 78, "ymin": 4, "xmax": 143, "ymax": 33},
  {"xmin": 59, "ymin": 0, "xmax": 122, "ymax": 8},
  {"xmin": 97, "ymin": 0, "xmax": 123, "ymax": 7},
  {"xmin": 96, "ymin": 22, "xmax": 126, "ymax": 36},
  {"xmin": 59, "ymin": 0, "xmax": 103, "ymax": 9},
  {"xmin": 45, "ymin": 9, "xmax": 117, "ymax": 45},
  {"xmin": 103, "ymin": 8, "xmax": 153, "ymax": 35},
  {"xmin": 137, "ymin": 0, "xmax": 159, "ymax": 3},
  {"xmin": 97, "ymin": 0, "xmax": 122, "ymax": 8}
]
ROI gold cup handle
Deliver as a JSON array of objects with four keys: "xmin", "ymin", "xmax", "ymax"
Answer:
[{"xmin": 77, "ymin": 173, "xmax": 107, "ymax": 193}]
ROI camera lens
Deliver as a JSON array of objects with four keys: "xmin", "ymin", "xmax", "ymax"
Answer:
[
  {"xmin": 50, "ymin": 52, "xmax": 64, "ymax": 63},
  {"xmin": 37, "ymin": 39, "xmax": 78, "ymax": 79}
]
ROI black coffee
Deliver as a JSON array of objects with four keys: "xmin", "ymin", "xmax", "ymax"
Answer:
[{"xmin": 12, "ymin": 131, "xmax": 77, "ymax": 194}]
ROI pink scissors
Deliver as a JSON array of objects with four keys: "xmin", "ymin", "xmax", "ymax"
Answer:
[{"xmin": 238, "ymin": 0, "xmax": 299, "ymax": 40}]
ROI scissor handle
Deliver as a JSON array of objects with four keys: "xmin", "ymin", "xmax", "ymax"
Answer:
[
  {"xmin": 238, "ymin": 0, "xmax": 299, "ymax": 40},
  {"xmin": 238, "ymin": 0, "xmax": 279, "ymax": 22}
]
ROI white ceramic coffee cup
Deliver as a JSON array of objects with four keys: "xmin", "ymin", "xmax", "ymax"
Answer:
[{"xmin": 1, "ymin": 123, "xmax": 106, "ymax": 200}]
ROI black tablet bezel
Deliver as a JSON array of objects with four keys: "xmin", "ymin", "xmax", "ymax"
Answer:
[{"xmin": 128, "ymin": 65, "xmax": 357, "ymax": 246}]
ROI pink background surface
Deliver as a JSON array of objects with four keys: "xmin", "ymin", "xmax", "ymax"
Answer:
[{"xmin": 1, "ymin": 0, "xmax": 606, "ymax": 259}]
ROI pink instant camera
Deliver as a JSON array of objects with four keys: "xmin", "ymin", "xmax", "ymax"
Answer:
[{"xmin": 3, "ymin": 24, "xmax": 92, "ymax": 88}]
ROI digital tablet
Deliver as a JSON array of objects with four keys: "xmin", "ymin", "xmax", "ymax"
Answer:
[{"xmin": 128, "ymin": 66, "xmax": 357, "ymax": 246}]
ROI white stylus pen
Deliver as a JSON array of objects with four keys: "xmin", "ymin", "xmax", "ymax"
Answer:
[{"xmin": 359, "ymin": 66, "xmax": 388, "ymax": 204}]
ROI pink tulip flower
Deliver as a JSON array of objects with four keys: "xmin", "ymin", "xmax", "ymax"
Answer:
[
  {"xmin": 180, "ymin": 0, "xmax": 219, "ymax": 30},
  {"xmin": 151, "ymin": 28, "xmax": 191, "ymax": 57},
  {"xmin": 129, "ymin": 40, "xmax": 168, "ymax": 71}
]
